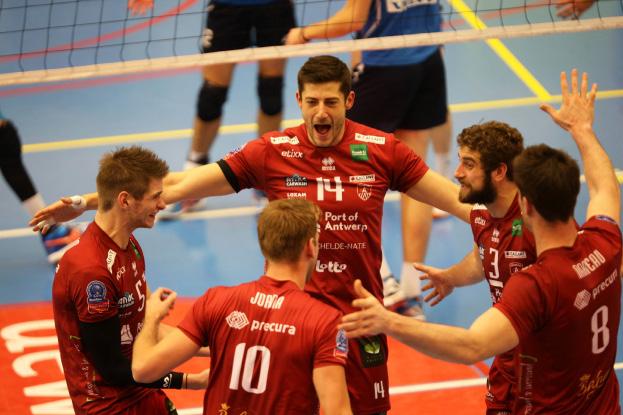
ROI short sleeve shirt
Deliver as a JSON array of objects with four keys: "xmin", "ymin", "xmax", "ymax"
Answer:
[
  {"xmin": 52, "ymin": 222, "xmax": 155, "ymax": 415},
  {"xmin": 178, "ymin": 276, "xmax": 347, "ymax": 414},
  {"xmin": 495, "ymin": 216, "xmax": 622, "ymax": 414}
]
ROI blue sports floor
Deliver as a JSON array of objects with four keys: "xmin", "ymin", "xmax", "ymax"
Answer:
[{"xmin": 0, "ymin": 0, "xmax": 622, "ymax": 413}]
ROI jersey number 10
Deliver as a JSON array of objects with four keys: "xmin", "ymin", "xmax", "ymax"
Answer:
[{"xmin": 229, "ymin": 343, "xmax": 271, "ymax": 394}]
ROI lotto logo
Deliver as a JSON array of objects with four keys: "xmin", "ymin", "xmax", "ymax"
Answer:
[{"xmin": 226, "ymin": 311, "xmax": 250, "ymax": 330}]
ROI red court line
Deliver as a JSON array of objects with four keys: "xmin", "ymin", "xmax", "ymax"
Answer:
[{"xmin": 0, "ymin": 0, "xmax": 200, "ymax": 64}]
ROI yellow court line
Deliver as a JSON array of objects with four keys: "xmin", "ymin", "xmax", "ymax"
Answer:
[
  {"xmin": 22, "ymin": 90, "xmax": 623, "ymax": 154},
  {"xmin": 448, "ymin": 0, "xmax": 552, "ymax": 100}
]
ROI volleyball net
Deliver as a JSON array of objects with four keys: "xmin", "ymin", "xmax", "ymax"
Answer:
[{"xmin": 1, "ymin": 0, "xmax": 622, "ymax": 86}]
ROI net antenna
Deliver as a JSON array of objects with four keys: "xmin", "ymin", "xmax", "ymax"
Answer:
[{"xmin": 1, "ymin": 0, "xmax": 622, "ymax": 87}]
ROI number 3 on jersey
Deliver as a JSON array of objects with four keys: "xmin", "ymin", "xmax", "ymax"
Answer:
[
  {"xmin": 317, "ymin": 177, "xmax": 344, "ymax": 201},
  {"xmin": 230, "ymin": 343, "xmax": 271, "ymax": 394}
]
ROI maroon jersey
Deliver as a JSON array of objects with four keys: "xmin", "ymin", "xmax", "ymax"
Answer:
[
  {"xmin": 496, "ymin": 216, "xmax": 622, "ymax": 414},
  {"xmin": 470, "ymin": 195, "xmax": 537, "ymax": 411},
  {"xmin": 178, "ymin": 276, "xmax": 348, "ymax": 414},
  {"xmin": 52, "ymin": 222, "xmax": 156, "ymax": 415},
  {"xmin": 221, "ymin": 119, "xmax": 428, "ymax": 412}
]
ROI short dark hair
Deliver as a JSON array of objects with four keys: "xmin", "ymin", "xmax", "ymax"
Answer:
[
  {"xmin": 297, "ymin": 55, "xmax": 351, "ymax": 99},
  {"xmin": 257, "ymin": 199, "xmax": 321, "ymax": 263},
  {"xmin": 97, "ymin": 146, "xmax": 169, "ymax": 211},
  {"xmin": 513, "ymin": 144, "xmax": 580, "ymax": 222},
  {"xmin": 457, "ymin": 121, "xmax": 524, "ymax": 180}
]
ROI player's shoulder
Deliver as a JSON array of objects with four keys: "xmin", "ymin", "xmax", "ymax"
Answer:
[{"xmin": 347, "ymin": 120, "xmax": 395, "ymax": 147}]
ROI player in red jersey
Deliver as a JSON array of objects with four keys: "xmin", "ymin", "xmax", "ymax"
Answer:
[
  {"xmin": 132, "ymin": 199, "xmax": 351, "ymax": 414},
  {"xmin": 415, "ymin": 121, "xmax": 536, "ymax": 414},
  {"xmin": 32, "ymin": 56, "xmax": 471, "ymax": 414},
  {"xmin": 53, "ymin": 147, "xmax": 209, "ymax": 415},
  {"xmin": 340, "ymin": 69, "xmax": 621, "ymax": 414}
]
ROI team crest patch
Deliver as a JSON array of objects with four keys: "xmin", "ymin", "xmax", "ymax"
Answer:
[
  {"xmin": 357, "ymin": 184, "xmax": 372, "ymax": 201},
  {"xmin": 334, "ymin": 329, "xmax": 349, "ymax": 359},
  {"xmin": 357, "ymin": 336, "xmax": 385, "ymax": 368},
  {"xmin": 509, "ymin": 262, "xmax": 523, "ymax": 274},
  {"xmin": 86, "ymin": 280, "xmax": 109, "ymax": 314}
]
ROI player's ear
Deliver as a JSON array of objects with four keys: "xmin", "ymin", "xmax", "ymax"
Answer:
[
  {"xmin": 117, "ymin": 191, "xmax": 131, "ymax": 209},
  {"xmin": 345, "ymin": 90, "xmax": 355, "ymax": 110}
]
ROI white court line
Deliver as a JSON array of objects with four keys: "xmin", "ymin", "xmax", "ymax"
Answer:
[{"xmin": 177, "ymin": 365, "xmax": 623, "ymax": 414}]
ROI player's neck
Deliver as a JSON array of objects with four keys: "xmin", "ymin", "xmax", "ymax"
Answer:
[
  {"xmin": 531, "ymin": 218, "xmax": 577, "ymax": 256},
  {"xmin": 486, "ymin": 182, "xmax": 518, "ymax": 218},
  {"xmin": 94, "ymin": 211, "xmax": 132, "ymax": 250},
  {"xmin": 264, "ymin": 261, "xmax": 308, "ymax": 290}
]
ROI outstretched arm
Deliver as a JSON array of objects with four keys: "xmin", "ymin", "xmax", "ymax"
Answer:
[
  {"xmin": 30, "ymin": 162, "xmax": 235, "ymax": 232},
  {"xmin": 340, "ymin": 280, "xmax": 518, "ymax": 364},
  {"xmin": 405, "ymin": 170, "xmax": 472, "ymax": 223},
  {"xmin": 418, "ymin": 244, "xmax": 485, "ymax": 306},
  {"xmin": 541, "ymin": 69, "xmax": 620, "ymax": 224}
]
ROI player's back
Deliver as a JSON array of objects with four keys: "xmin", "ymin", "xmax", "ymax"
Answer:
[
  {"xmin": 179, "ymin": 276, "xmax": 346, "ymax": 414},
  {"xmin": 501, "ymin": 216, "xmax": 621, "ymax": 414}
]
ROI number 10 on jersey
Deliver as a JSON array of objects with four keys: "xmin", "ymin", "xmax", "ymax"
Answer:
[{"xmin": 230, "ymin": 343, "xmax": 271, "ymax": 394}]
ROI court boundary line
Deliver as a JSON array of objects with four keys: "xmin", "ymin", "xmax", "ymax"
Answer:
[
  {"xmin": 174, "ymin": 363, "xmax": 623, "ymax": 414},
  {"xmin": 447, "ymin": 0, "xmax": 551, "ymax": 100},
  {"xmin": 20, "ymin": 90, "xmax": 623, "ymax": 154}
]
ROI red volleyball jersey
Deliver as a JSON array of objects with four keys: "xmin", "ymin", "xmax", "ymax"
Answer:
[
  {"xmin": 53, "ymin": 222, "xmax": 157, "ymax": 414},
  {"xmin": 178, "ymin": 276, "xmax": 348, "ymax": 414},
  {"xmin": 470, "ymin": 195, "xmax": 537, "ymax": 410},
  {"xmin": 496, "ymin": 215, "xmax": 622, "ymax": 414}
]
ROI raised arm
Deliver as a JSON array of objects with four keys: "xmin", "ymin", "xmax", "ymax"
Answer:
[
  {"xmin": 313, "ymin": 365, "xmax": 352, "ymax": 415},
  {"xmin": 284, "ymin": 0, "xmax": 372, "ymax": 44},
  {"xmin": 405, "ymin": 170, "xmax": 472, "ymax": 223},
  {"xmin": 540, "ymin": 69, "xmax": 620, "ymax": 224}
]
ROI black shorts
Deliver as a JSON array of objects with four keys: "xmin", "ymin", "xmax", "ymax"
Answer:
[
  {"xmin": 347, "ymin": 49, "xmax": 448, "ymax": 132},
  {"xmin": 202, "ymin": 0, "xmax": 296, "ymax": 53}
]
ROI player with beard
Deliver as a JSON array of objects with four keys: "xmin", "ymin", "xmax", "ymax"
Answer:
[
  {"xmin": 413, "ymin": 121, "xmax": 536, "ymax": 414},
  {"xmin": 340, "ymin": 69, "xmax": 622, "ymax": 415}
]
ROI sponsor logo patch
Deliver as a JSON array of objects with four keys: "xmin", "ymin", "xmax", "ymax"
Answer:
[
  {"xmin": 349, "ymin": 174, "xmax": 375, "ymax": 183},
  {"xmin": 280, "ymin": 150, "xmax": 304, "ymax": 159},
  {"xmin": 511, "ymin": 219, "xmax": 523, "ymax": 236},
  {"xmin": 285, "ymin": 174, "xmax": 307, "ymax": 187},
  {"xmin": 270, "ymin": 135, "xmax": 299, "ymax": 145},
  {"xmin": 474, "ymin": 217, "xmax": 486, "ymax": 226},
  {"xmin": 106, "ymin": 250, "xmax": 116, "ymax": 274},
  {"xmin": 286, "ymin": 192, "xmax": 306, "ymax": 199},
  {"xmin": 504, "ymin": 250, "xmax": 527, "ymax": 259},
  {"xmin": 321, "ymin": 157, "xmax": 336, "ymax": 171},
  {"xmin": 226, "ymin": 311, "xmax": 250, "ymax": 330},
  {"xmin": 350, "ymin": 144, "xmax": 369, "ymax": 161},
  {"xmin": 117, "ymin": 292, "xmax": 135, "ymax": 309},
  {"xmin": 574, "ymin": 290, "xmax": 591, "ymax": 311},
  {"xmin": 357, "ymin": 336, "xmax": 385, "ymax": 368},
  {"xmin": 355, "ymin": 133, "xmax": 385, "ymax": 145}
]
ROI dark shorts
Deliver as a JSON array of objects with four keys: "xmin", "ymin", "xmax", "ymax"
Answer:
[
  {"xmin": 347, "ymin": 49, "xmax": 448, "ymax": 132},
  {"xmin": 202, "ymin": 0, "xmax": 296, "ymax": 53}
]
